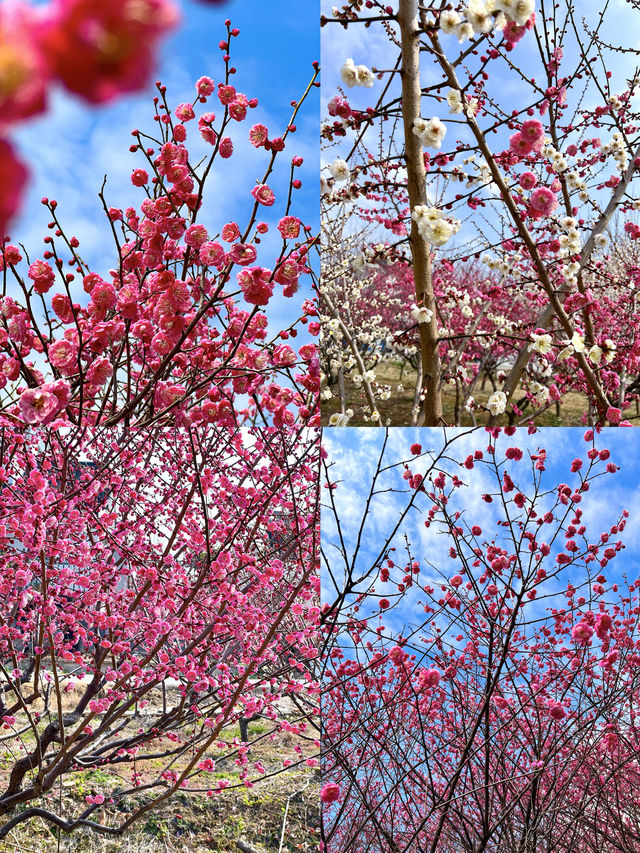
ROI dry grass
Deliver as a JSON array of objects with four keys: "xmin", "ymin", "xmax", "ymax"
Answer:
[
  {"xmin": 0, "ymin": 684, "xmax": 319, "ymax": 852},
  {"xmin": 0, "ymin": 772, "xmax": 319, "ymax": 853},
  {"xmin": 322, "ymin": 360, "xmax": 597, "ymax": 427}
]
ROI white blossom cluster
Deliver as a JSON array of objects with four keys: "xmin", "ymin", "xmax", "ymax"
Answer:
[
  {"xmin": 528, "ymin": 381, "xmax": 549, "ymax": 403},
  {"xmin": 324, "ymin": 317, "xmax": 342, "ymax": 337},
  {"xmin": 412, "ymin": 205, "xmax": 461, "ymax": 247},
  {"xmin": 460, "ymin": 292, "xmax": 474, "ymax": 318},
  {"xmin": 487, "ymin": 390, "xmax": 507, "ymax": 415},
  {"xmin": 486, "ymin": 309, "xmax": 518, "ymax": 338},
  {"xmin": 445, "ymin": 285, "xmax": 478, "ymax": 319},
  {"xmin": 564, "ymin": 169, "xmax": 588, "ymax": 199},
  {"xmin": 410, "ymin": 303, "xmax": 434, "ymax": 324},
  {"xmin": 328, "ymin": 411, "xmax": 353, "ymax": 426},
  {"xmin": 352, "ymin": 369, "xmax": 377, "ymax": 386},
  {"xmin": 556, "ymin": 216, "xmax": 581, "ymax": 258},
  {"xmin": 464, "ymin": 155, "xmax": 498, "ymax": 193},
  {"xmin": 340, "ymin": 58, "xmax": 375, "ymax": 88},
  {"xmin": 446, "ymin": 89, "xmax": 478, "ymax": 118},
  {"xmin": 412, "ymin": 116, "xmax": 447, "ymax": 149},
  {"xmin": 482, "ymin": 254, "xmax": 511, "ymax": 274},
  {"xmin": 327, "ymin": 158, "xmax": 350, "ymax": 182},
  {"xmin": 319, "ymin": 230, "xmax": 404, "ymax": 425},
  {"xmin": 602, "ymin": 131, "xmax": 629, "ymax": 173},
  {"xmin": 439, "ymin": 0, "xmax": 535, "ymax": 44},
  {"xmin": 559, "ymin": 259, "xmax": 581, "ymax": 288},
  {"xmin": 540, "ymin": 141, "xmax": 569, "ymax": 173},
  {"xmin": 556, "ymin": 334, "xmax": 617, "ymax": 365}
]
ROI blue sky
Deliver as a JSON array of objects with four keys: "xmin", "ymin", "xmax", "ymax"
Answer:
[
  {"xmin": 11, "ymin": 0, "xmax": 319, "ymax": 333},
  {"xmin": 322, "ymin": 427, "xmax": 640, "ymax": 644}
]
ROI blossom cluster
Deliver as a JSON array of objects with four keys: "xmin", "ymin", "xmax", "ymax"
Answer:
[
  {"xmin": 322, "ymin": 429, "xmax": 633, "ymax": 851},
  {"xmin": 411, "ymin": 205, "xmax": 461, "ymax": 247},
  {"xmin": 0, "ymin": 423, "xmax": 320, "ymax": 834},
  {"xmin": 412, "ymin": 116, "xmax": 447, "ymax": 150},
  {"xmin": 0, "ymin": 0, "xmax": 179, "ymax": 232},
  {"xmin": 439, "ymin": 0, "xmax": 535, "ymax": 44},
  {"xmin": 339, "ymin": 57, "xmax": 375, "ymax": 88}
]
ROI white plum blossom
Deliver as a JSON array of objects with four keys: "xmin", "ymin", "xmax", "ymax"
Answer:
[
  {"xmin": 429, "ymin": 219, "xmax": 455, "ymax": 245},
  {"xmin": 465, "ymin": 98, "xmax": 479, "ymax": 118},
  {"xmin": 447, "ymin": 89, "xmax": 463, "ymax": 114},
  {"xmin": 412, "ymin": 205, "xmax": 461, "ymax": 247},
  {"xmin": 512, "ymin": 0, "xmax": 536, "ymax": 26},
  {"xmin": 412, "ymin": 116, "xmax": 447, "ymax": 149},
  {"xmin": 588, "ymin": 344, "xmax": 603, "ymax": 365},
  {"xmin": 328, "ymin": 158, "xmax": 350, "ymax": 182},
  {"xmin": 529, "ymin": 332, "xmax": 553, "ymax": 354},
  {"xmin": 570, "ymin": 331, "xmax": 585, "ymax": 353},
  {"xmin": 340, "ymin": 58, "xmax": 358, "ymax": 87},
  {"xmin": 328, "ymin": 412, "xmax": 351, "ymax": 426},
  {"xmin": 340, "ymin": 59, "xmax": 374, "ymax": 88},
  {"xmin": 557, "ymin": 344, "xmax": 574, "ymax": 362},
  {"xmin": 496, "ymin": 0, "xmax": 535, "ymax": 26},
  {"xmin": 530, "ymin": 381, "xmax": 549, "ymax": 403},
  {"xmin": 603, "ymin": 339, "xmax": 617, "ymax": 363},
  {"xmin": 465, "ymin": 0, "xmax": 494, "ymax": 33},
  {"xmin": 456, "ymin": 21, "xmax": 474, "ymax": 42},
  {"xmin": 487, "ymin": 390, "xmax": 507, "ymax": 415},
  {"xmin": 339, "ymin": 58, "xmax": 375, "ymax": 88},
  {"xmin": 440, "ymin": 9, "xmax": 461, "ymax": 33},
  {"xmin": 410, "ymin": 303, "xmax": 434, "ymax": 324},
  {"xmin": 356, "ymin": 64, "xmax": 375, "ymax": 87}
]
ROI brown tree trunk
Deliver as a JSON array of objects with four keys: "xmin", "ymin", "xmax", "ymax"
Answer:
[{"xmin": 398, "ymin": 0, "xmax": 443, "ymax": 425}]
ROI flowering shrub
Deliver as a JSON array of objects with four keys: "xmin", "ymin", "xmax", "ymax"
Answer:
[
  {"xmin": 321, "ymin": 0, "xmax": 640, "ymax": 426},
  {"xmin": 0, "ymin": 23, "xmax": 320, "ymax": 428},
  {"xmin": 0, "ymin": 422, "xmax": 320, "ymax": 839},
  {"xmin": 321, "ymin": 426, "xmax": 640, "ymax": 853}
]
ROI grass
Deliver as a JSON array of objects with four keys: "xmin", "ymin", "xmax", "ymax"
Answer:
[
  {"xmin": 0, "ymin": 684, "xmax": 319, "ymax": 852},
  {"xmin": 322, "ymin": 359, "xmax": 596, "ymax": 427},
  {"xmin": 0, "ymin": 774, "xmax": 319, "ymax": 852}
]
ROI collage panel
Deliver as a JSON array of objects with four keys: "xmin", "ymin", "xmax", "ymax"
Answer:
[
  {"xmin": 0, "ymin": 0, "xmax": 319, "ymax": 430},
  {"xmin": 0, "ymin": 423, "xmax": 320, "ymax": 850},
  {"xmin": 320, "ymin": 0, "xmax": 639, "ymax": 428},
  {"xmin": 320, "ymin": 426, "xmax": 640, "ymax": 853}
]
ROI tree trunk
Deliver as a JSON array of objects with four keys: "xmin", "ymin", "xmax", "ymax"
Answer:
[{"xmin": 398, "ymin": 0, "xmax": 443, "ymax": 425}]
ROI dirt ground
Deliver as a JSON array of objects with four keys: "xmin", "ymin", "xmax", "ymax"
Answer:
[
  {"xmin": 0, "ymin": 684, "xmax": 319, "ymax": 853},
  {"xmin": 0, "ymin": 771, "xmax": 319, "ymax": 853},
  {"xmin": 322, "ymin": 359, "xmax": 606, "ymax": 427}
]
